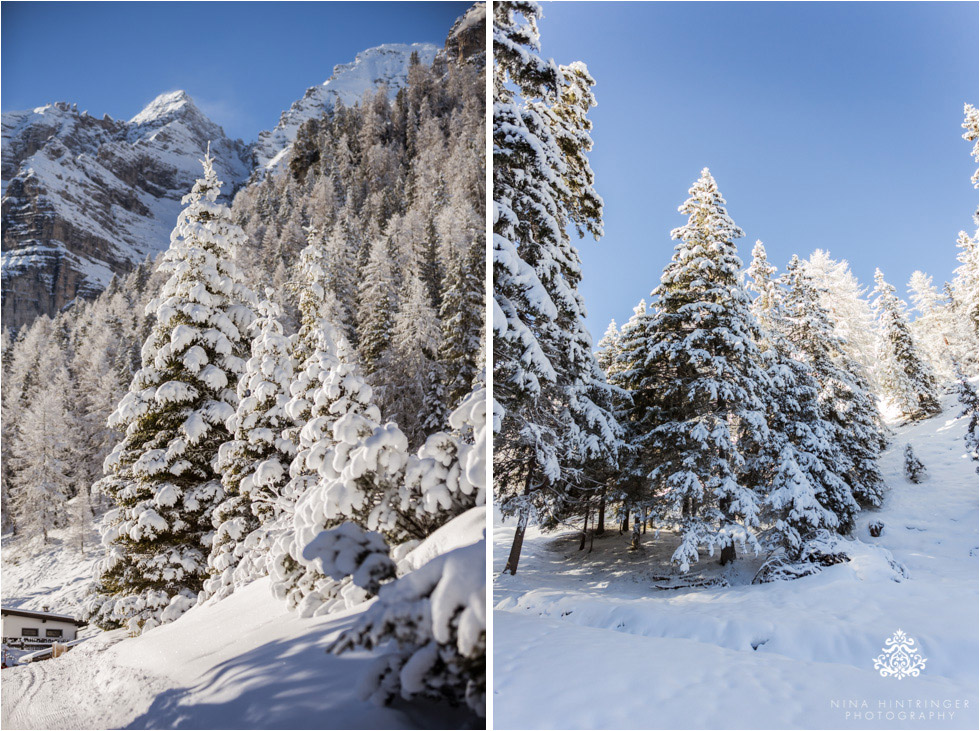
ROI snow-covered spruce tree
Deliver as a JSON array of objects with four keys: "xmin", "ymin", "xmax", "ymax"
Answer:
[
  {"xmin": 871, "ymin": 269, "xmax": 941, "ymax": 420},
  {"xmin": 903, "ymin": 443, "xmax": 927, "ymax": 483},
  {"xmin": 203, "ymin": 292, "xmax": 298, "ymax": 603},
  {"xmin": 803, "ymin": 250, "xmax": 879, "ymax": 386},
  {"xmin": 89, "ymin": 150, "xmax": 256, "ymax": 631},
  {"xmin": 385, "ymin": 269, "xmax": 447, "ymax": 449},
  {"xmin": 438, "ymin": 205, "xmax": 485, "ymax": 410},
  {"xmin": 955, "ymin": 368, "xmax": 979, "ymax": 462},
  {"xmin": 636, "ymin": 169, "xmax": 774, "ymax": 571},
  {"xmin": 604, "ymin": 299, "xmax": 657, "ymax": 525},
  {"xmin": 493, "ymin": 1, "xmax": 620, "ymax": 573},
  {"xmin": 782, "ymin": 256, "xmax": 887, "ymax": 508},
  {"xmin": 395, "ymin": 386, "xmax": 489, "ymax": 538},
  {"xmin": 746, "ymin": 242, "xmax": 853, "ymax": 548},
  {"xmin": 493, "ymin": 0, "xmax": 566, "ymax": 570},
  {"xmin": 948, "ymin": 104, "xmax": 980, "ymax": 372},
  {"xmin": 265, "ymin": 227, "xmax": 349, "ymax": 613},
  {"xmin": 907, "ymin": 270, "xmax": 960, "ymax": 384},
  {"xmin": 357, "ymin": 234, "xmax": 398, "ymax": 375}
]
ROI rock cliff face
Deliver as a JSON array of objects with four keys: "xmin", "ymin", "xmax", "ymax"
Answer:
[
  {"xmin": 1, "ymin": 94, "xmax": 250, "ymax": 329},
  {"xmin": 0, "ymin": 3, "xmax": 484, "ymax": 331}
]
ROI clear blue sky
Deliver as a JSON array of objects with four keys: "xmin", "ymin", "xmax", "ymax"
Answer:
[
  {"xmin": 535, "ymin": 1, "xmax": 979, "ymax": 337},
  {"xmin": 0, "ymin": 1, "xmax": 471, "ymax": 141}
]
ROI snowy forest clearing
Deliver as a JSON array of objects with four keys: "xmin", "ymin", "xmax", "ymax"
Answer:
[
  {"xmin": 493, "ymin": 395, "xmax": 979, "ymax": 730},
  {"xmin": 1, "ymin": 575, "xmax": 473, "ymax": 730}
]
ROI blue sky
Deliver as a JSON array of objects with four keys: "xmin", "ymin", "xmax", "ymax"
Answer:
[
  {"xmin": 1, "ymin": 1, "xmax": 471, "ymax": 141},
  {"xmin": 535, "ymin": 1, "xmax": 979, "ymax": 338}
]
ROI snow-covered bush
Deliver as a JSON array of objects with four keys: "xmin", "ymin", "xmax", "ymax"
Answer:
[
  {"xmin": 903, "ymin": 443, "xmax": 927, "ymax": 483},
  {"xmin": 301, "ymin": 522, "xmax": 396, "ymax": 594},
  {"xmin": 328, "ymin": 539, "xmax": 486, "ymax": 717},
  {"xmin": 317, "ymin": 382, "xmax": 488, "ymax": 716}
]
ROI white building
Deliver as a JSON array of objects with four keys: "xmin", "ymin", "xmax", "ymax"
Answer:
[{"xmin": 1, "ymin": 607, "xmax": 87, "ymax": 646}]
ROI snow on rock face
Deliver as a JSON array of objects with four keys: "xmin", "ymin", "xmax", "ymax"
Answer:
[
  {"xmin": 250, "ymin": 43, "xmax": 440, "ymax": 171},
  {"xmin": 1, "ymin": 94, "xmax": 250, "ymax": 329}
]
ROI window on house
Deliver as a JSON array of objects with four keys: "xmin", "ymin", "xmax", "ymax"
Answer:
[
  {"xmin": 22, "ymin": 628, "xmax": 38, "ymax": 637},
  {"xmin": 46, "ymin": 629, "xmax": 63, "ymax": 638}
]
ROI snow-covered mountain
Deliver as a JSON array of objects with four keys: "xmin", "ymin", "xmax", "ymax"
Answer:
[
  {"xmin": 1, "ymin": 93, "xmax": 250, "ymax": 329},
  {"xmin": 0, "ymin": 2, "xmax": 485, "ymax": 331},
  {"xmin": 251, "ymin": 42, "xmax": 440, "ymax": 171}
]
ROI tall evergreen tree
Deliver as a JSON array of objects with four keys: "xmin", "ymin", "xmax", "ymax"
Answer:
[
  {"xmin": 493, "ymin": 1, "xmax": 621, "ymax": 573},
  {"xmin": 89, "ymin": 151, "xmax": 257, "ymax": 631},
  {"xmin": 871, "ymin": 268, "xmax": 941, "ymax": 420},
  {"xmin": 782, "ymin": 256, "xmax": 886, "ymax": 508},
  {"xmin": 204, "ymin": 293, "xmax": 298, "ymax": 603},
  {"xmin": 747, "ymin": 242, "xmax": 856, "ymax": 544},
  {"xmin": 639, "ymin": 169, "xmax": 773, "ymax": 571},
  {"xmin": 907, "ymin": 270, "xmax": 959, "ymax": 384}
]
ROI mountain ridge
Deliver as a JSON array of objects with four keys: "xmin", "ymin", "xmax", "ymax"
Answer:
[{"xmin": 0, "ymin": 2, "xmax": 484, "ymax": 330}]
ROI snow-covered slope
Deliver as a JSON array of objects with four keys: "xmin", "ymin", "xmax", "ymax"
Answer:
[
  {"xmin": 251, "ymin": 42, "xmax": 440, "ymax": 171},
  {"xmin": 1, "ymin": 505, "xmax": 486, "ymax": 729},
  {"xmin": 0, "ymin": 523, "xmax": 102, "ymax": 618},
  {"xmin": 493, "ymin": 394, "xmax": 979, "ymax": 729},
  {"xmin": 1, "ymin": 93, "xmax": 250, "ymax": 329},
  {"xmin": 0, "ymin": 577, "xmax": 472, "ymax": 730}
]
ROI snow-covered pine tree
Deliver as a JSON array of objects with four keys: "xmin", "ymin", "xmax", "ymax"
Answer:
[
  {"xmin": 948, "ymin": 104, "xmax": 980, "ymax": 373},
  {"xmin": 493, "ymin": 1, "xmax": 621, "ymax": 572},
  {"xmin": 90, "ymin": 150, "xmax": 257, "ymax": 631},
  {"xmin": 903, "ymin": 443, "xmax": 927, "ymax": 483},
  {"xmin": 955, "ymin": 367, "xmax": 979, "ymax": 462},
  {"xmin": 642, "ymin": 169, "xmax": 774, "ymax": 571},
  {"xmin": 871, "ymin": 268, "xmax": 941, "ymax": 420},
  {"xmin": 595, "ymin": 320, "xmax": 621, "ymax": 377},
  {"xmin": 492, "ymin": 0, "xmax": 567, "ymax": 571},
  {"xmin": 604, "ymin": 300, "xmax": 656, "ymax": 523},
  {"xmin": 204, "ymin": 292, "xmax": 298, "ymax": 603},
  {"xmin": 356, "ymin": 234, "xmax": 398, "ymax": 375},
  {"xmin": 385, "ymin": 269, "xmax": 446, "ymax": 449},
  {"xmin": 437, "ymin": 197, "xmax": 485, "ymax": 410},
  {"xmin": 907, "ymin": 270, "xmax": 959, "ymax": 384},
  {"xmin": 747, "ymin": 242, "xmax": 856, "ymax": 547},
  {"xmin": 9, "ymin": 345, "xmax": 78, "ymax": 543},
  {"xmin": 782, "ymin": 256, "xmax": 887, "ymax": 508},
  {"xmin": 267, "ymin": 227, "xmax": 348, "ymax": 613},
  {"xmin": 803, "ymin": 250, "xmax": 879, "ymax": 387},
  {"xmin": 322, "ymin": 386, "xmax": 489, "ymax": 718}
]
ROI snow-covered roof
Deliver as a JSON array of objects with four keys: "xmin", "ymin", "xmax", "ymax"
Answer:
[{"xmin": 1, "ymin": 607, "xmax": 87, "ymax": 626}]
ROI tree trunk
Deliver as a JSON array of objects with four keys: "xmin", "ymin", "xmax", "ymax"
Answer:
[
  {"xmin": 720, "ymin": 542, "xmax": 737, "ymax": 566},
  {"xmin": 579, "ymin": 504, "xmax": 589, "ymax": 551},
  {"xmin": 504, "ymin": 510, "xmax": 528, "ymax": 575},
  {"xmin": 504, "ymin": 465, "xmax": 536, "ymax": 575},
  {"xmin": 596, "ymin": 488, "xmax": 606, "ymax": 535}
]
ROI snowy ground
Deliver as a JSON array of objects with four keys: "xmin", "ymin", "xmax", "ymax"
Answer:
[
  {"xmin": 1, "ymin": 508, "xmax": 485, "ymax": 729},
  {"xmin": 493, "ymin": 394, "xmax": 979, "ymax": 729}
]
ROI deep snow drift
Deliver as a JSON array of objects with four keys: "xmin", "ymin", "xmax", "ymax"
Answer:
[{"xmin": 493, "ymin": 394, "xmax": 978, "ymax": 730}]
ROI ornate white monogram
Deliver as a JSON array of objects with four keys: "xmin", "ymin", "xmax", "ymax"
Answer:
[{"xmin": 873, "ymin": 629, "xmax": 927, "ymax": 679}]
